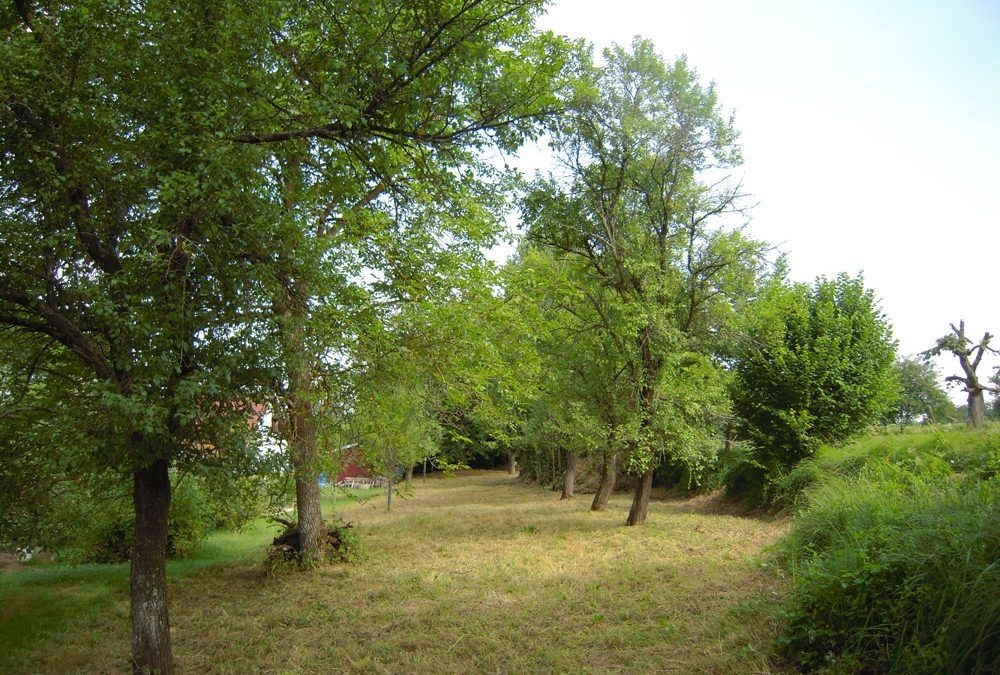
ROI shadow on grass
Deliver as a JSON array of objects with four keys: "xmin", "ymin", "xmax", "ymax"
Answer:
[{"xmin": 0, "ymin": 519, "xmax": 275, "ymax": 673}]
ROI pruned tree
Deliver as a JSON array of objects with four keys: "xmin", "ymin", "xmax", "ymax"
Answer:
[{"xmin": 925, "ymin": 321, "xmax": 997, "ymax": 427}]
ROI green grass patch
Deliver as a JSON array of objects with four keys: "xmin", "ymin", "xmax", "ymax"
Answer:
[
  {"xmin": 776, "ymin": 452, "xmax": 1000, "ymax": 672},
  {"xmin": 769, "ymin": 423, "xmax": 1000, "ymax": 511},
  {"xmin": 0, "ymin": 518, "xmax": 275, "ymax": 673}
]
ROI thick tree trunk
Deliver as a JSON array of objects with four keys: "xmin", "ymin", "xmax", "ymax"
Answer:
[
  {"xmin": 561, "ymin": 451, "xmax": 577, "ymax": 500},
  {"xmin": 591, "ymin": 452, "xmax": 617, "ymax": 511},
  {"xmin": 405, "ymin": 465, "xmax": 414, "ymax": 482},
  {"xmin": 507, "ymin": 451, "xmax": 517, "ymax": 476},
  {"xmin": 131, "ymin": 458, "xmax": 172, "ymax": 674},
  {"xmin": 626, "ymin": 468, "xmax": 654, "ymax": 526},
  {"xmin": 969, "ymin": 389, "xmax": 986, "ymax": 427},
  {"xmin": 276, "ymin": 280, "xmax": 323, "ymax": 563},
  {"xmin": 289, "ymin": 384, "xmax": 322, "ymax": 561}
]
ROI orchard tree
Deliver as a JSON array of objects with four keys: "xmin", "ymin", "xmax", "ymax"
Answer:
[
  {"xmin": 0, "ymin": 3, "xmax": 288, "ymax": 671},
  {"xmin": 236, "ymin": 0, "xmax": 568, "ymax": 560},
  {"xmin": 524, "ymin": 39, "xmax": 766, "ymax": 524},
  {"xmin": 732, "ymin": 274, "xmax": 897, "ymax": 473},
  {"xmin": 924, "ymin": 321, "xmax": 997, "ymax": 427}
]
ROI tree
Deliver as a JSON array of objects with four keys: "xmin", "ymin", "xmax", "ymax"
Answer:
[
  {"xmin": 524, "ymin": 39, "xmax": 766, "ymax": 524},
  {"xmin": 237, "ymin": 0, "xmax": 568, "ymax": 560},
  {"xmin": 0, "ymin": 3, "xmax": 285, "ymax": 671},
  {"xmin": 732, "ymin": 274, "xmax": 897, "ymax": 473},
  {"xmin": 886, "ymin": 356, "xmax": 956, "ymax": 429},
  {"xmin": 924, "ymin": 321, "xmax": 997, "ymax": 427}
]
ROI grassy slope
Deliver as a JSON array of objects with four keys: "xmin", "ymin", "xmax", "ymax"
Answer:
[{"xmin": 3, "ymin": 475, "xmax": 789, "ymax": 673}]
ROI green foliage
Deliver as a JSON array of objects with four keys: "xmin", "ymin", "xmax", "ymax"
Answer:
[
  {"xmin": 54, "ymin": 475, "xmax": 229, "ymax": 564},
  {"xmin": 885, "ymin": 356, "xmax": 957, "ymax": 427},
  {"xmin": 729, "ymin": 423, "xmax": 1000, "ymax": 512},
  {"xmin": 731, "ymin": 274, "xmax": 897, "ymax": 479},
  {"xmin": 520, "ymin": 39, "xmax": 768, "ymax": 494},
  {"xmin": 777, "ymin": 462, "xmax": 1000, "ymax": 673}
]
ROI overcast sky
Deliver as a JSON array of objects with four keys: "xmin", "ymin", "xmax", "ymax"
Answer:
[{"xmin": 520, "ymin": 0, "xmax": 1000, "ymax": 396}]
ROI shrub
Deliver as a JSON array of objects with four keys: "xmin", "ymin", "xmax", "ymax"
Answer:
[{"xmin": 777, "ymin": 462, "xmax": 1000, "ymax": 673}]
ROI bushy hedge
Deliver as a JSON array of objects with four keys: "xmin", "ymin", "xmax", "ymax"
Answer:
[
  {"xmin": 777, "ymin": 459, "xmax": 1000, "ymax": 673},
  {"xmin": 726, "ymin": 425, "xmax": 1000, "ymax": 511}
]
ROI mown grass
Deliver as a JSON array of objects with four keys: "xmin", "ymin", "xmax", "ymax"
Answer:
[
  {"xmin": 0, "ymin": 487, "xmax": 377, "ymax": 674},
  {"xmin": 4, "ymin": 473, "xmax": 790, "ymax": 673}
]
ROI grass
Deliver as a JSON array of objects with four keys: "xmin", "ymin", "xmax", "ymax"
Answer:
[
  {"xmin": 774, "ymin": 426, "xmax": 1000, "ymax": 672},
  {"xmin": 768, "ymin": 423, "xmax": 1000, "ymax": 511},
  {"xmin": 2, "ymin": 473, "xmax": 790, "ymax": 673}
]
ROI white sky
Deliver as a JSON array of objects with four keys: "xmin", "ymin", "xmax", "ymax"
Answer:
[{"xmin": 518, "ymin": 0, "xmax": 1000, "ymax": 398}]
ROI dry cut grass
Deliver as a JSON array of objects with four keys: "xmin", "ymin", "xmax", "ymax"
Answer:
[{"xmin": 27, "ymin": 471, "xmax": 791, "ymax": 673}]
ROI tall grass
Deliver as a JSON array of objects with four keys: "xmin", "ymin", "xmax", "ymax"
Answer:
[
  {"xmin": 777, "ymin": 459, "xmax": 1000, "ymax": 672},
  {"xmin": 768, "ymin": 424, "xmax": 1000, "ymax": 511}
]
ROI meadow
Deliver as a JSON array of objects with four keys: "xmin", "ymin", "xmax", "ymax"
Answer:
[{"xmin": 1, "ymin": 475, "xmax": 788, "ymax": 673}]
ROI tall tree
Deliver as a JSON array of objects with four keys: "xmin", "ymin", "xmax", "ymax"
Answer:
[
  {"xmin": 524, "ymin": 39, "xmax": 765, "ymax": 524},
  {"xmin": 238, "ymin": 0, "xmax": 567, "ymax": 560},
  {"xmin": 925, "ymin": 321, "xmax": 997, "ymax": 427},
  {"xmin": 0, "ymin": 3, "xmax": 285, "ymax": 671}
]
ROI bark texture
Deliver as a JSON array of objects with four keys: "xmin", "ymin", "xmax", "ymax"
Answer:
[
  {"xmin": 405, "ymin": 465, "xmax": 414, "ymax": 482},
  {"xmin": 626, "ymin": 467, "xmax": 654, "ymax": 526},
  {"xmin": 970, "ymin": 390, "xmax": 986, "ymax": 428},
  {"xmin": 131, "ymin": 458, "xmax": 172, "ymax": 674},
  {"xmin": 277, "ymin": 280, "xmax": 323, "ymax": 562},
  {"xmin": 591, "ymin": 452, "xmax": 617, "ymax": 511},
  {"xmin": 561, "ymin": 451, "xmax": 577, "ymax": 499},
  {"xmin": 507, "ymin": 451, "xmax": 517, "ymax": 476},
  {"xmin": 289, "ymin": 387, "xmax": 322, "ymax": 561}
]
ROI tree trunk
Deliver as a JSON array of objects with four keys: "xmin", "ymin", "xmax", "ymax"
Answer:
[
  {"xmin": 507, "ymin": 451, "xmax": 517, "ymax": 476},
  {"xmin": 561, "ymin": 451, "xmax": 577, "ymax": 499},
  {"xmin": 626, "ymin": 468, "xmax": 654, "ymax": 526},
  {"xmin": 276, "ymin": 280, "xmax": 323, "ymax": 563},
  {"xmin": 591, "ymin": 452, "xmax": 617, "ymax": 511},
  {"xmin": 969, "ymin": 389, "xmax": 986, "ymax": 427},
  {"xmin": 131, "ymin": 458, "xmax": 172, "ymax": 674},
  {"xmin": 405, "ymin": 465, "xmax": 414, "ymax": 482},
  {"xmin": 288, "ymin": 381, "xmax": 322, "ymax": 560}
]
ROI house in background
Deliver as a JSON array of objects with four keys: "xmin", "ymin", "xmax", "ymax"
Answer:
[{"xmin": 326, "ymin": 444, "xmax": 388, "ymax": 488}]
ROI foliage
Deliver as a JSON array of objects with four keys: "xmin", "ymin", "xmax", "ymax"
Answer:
[
  {"xmin": 731, "ymin": 274, "xmax": 897, "ymax": 480},
  {"xmin": 777, "ymin": 460, "xmax": 1000, "ymax": 673},
  {"xmin": 520, "ymin": 39, "xmax": 768, "ymax": 514},
  {"xmin": 884, "ymin": 356, "xmax": 956, "ymax": 428},
  {"xmin": 765, "ymin": 424, "xmax": 1000, "ymax": 511}
]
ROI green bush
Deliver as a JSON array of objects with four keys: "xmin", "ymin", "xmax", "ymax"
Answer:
[
  {"xmin": 63, "ymin": 475, "xmax": 215, "ymax": 563},
  {"xmin": 777, "ymin": 462, "xmax": 1000, "ymax": 673}
]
